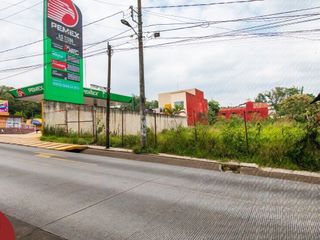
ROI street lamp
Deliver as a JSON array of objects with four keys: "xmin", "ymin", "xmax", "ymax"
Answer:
[
  {"xmin": 121, "ymin": 19, "xmax": 138, "ymax": 36},
  {"xmin": 121, "ymin": 0, "xmax": 147, "ymax": 149}
]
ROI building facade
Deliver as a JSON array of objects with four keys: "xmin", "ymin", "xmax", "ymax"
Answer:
[
  {"xmin": 218, "ymin": 101, "xmax": 269, "ymax": 121},
  {"xmin": 159, "ymin": 89, "xmax": 208, "ymax": 126}
]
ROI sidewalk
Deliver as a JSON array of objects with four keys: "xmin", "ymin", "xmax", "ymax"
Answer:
[
  {"xmin": 0, "ymin": 133, "xmax": 87, "ymax": 152},
  {"xmin": 84, "ymin": 146, "xmax": 320, "ymax": 185}
]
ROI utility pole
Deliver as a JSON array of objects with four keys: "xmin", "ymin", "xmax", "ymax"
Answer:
[
  {"xmin": 243, "ymin": 111, "xmax": 249, "ymax": 152},
  {"xmin": 106, "ymin": 43, "xmax": 112, "ymax": 149},
  {"xmin": 137, "ymin": 0, "xmax": 147, "ymax": 149}
]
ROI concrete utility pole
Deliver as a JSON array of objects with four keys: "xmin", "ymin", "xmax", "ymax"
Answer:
[
  {"xmin": 106, "ymin": 43, "xmax": 112, "ymax": 149},
  {"xmin": 137, "ymin": 0, "xmax": 147, "ymax": 149}
]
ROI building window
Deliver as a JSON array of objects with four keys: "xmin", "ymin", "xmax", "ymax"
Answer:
[{"xmin": 174, "ymin": 101, "xmax": 184, "ymax": 108}]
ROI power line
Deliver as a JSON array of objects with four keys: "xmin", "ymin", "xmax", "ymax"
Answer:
[
  {"xmin": 113, "ymin": 15, "xmax": 320, "ymax": 52},
  {"xmin": 0, "ymin": 9, "xmax": 129, "ymax": 55},
  {"xmin": 0, "ymin": 33, "xmax": 133, "ymax": 63},
  {"xmin": 0, "ymin": 1, "xmax": 42, "ymax": 20},
  {"xmin": 89, "ymin": 0, "xmax": 127, "ymax": 8},
  {"xmin": 2, "ymin": 5, "xmax": 319, "ymax": 55},
  {"xmin": 0, "ymin": 52, "xmax": 43, "ymax": 63},
  {"xmin": 0, "ymin": 39, "xmax": 43, "ymax": 54},
  {"xmin": 0, "ymin": 18, "xmax": 41, "ymax": 31},
  {"xmin": 84, "ymin": 29, "xmax": 132, "ymax": 50},
  {"xmin": 144, "ymin": 13, "xmax": 320, "ymax": 40},
  {"xmin": 0, "ymin": 1, "xmax": 42, "ymax": 31},
  {"xmin": 0, "ymin": 0, "xmax": 27, "ymax": 12},
  {"xmin": 0, "ymin": 65, "xmax": 42, "ymax": 81},
  {"xmin": 1, "ymin": 9, "xmax": 319, "ymax": 64},
  {"xmin": 83, "ymin": 11, "xmax": 124, "ymax": 27},
  {"xmin": 0, "ymin": 64, "xmax": 43, "ymax": 73},
  {"xmin": 0, "ymin": 46, "xmax": 118, "ymax": 82},
  {"xmin": 143, "ymin": 5, "xmax": 320, "ymax": 29},
  {"xmin": 143, "ymin": 0, "xmax": 264, "ymax": 9}
]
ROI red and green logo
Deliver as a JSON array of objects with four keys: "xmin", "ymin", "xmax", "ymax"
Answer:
[
  {"xmin": 0, "ymin": 212, "xmax": 15, "ymax": 240},
  {"xmin": 48, "ymin": 0, "xmax": 79, "ymax": 27}
]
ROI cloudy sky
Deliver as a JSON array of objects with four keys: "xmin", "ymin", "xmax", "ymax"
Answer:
[{"xmin": 0, "ymin": 0, "xmax": 319, "ymax": 106}]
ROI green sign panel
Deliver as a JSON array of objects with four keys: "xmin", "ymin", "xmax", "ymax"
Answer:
[{"xmin": 44, "ymin": 0, "xmax": 84, "ymax": 104}]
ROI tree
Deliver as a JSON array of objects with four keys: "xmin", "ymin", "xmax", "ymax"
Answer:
[
  {"xmin": 145, "ymin": 100, "xmax": 159, "ymax": 110},
  {"xmin": 255, "ymin": 87, "xmax": 303, "ymax": 113},
  {"xmin": 278, "ymin": 94, "xmax": 317, "ymax": 123},
  {"xmin": 122, "ymin": 95, "xmax": 159, "ymax": 112},
  {"xmin": 208, "ymin": 100, "xmax": 220, "ymax": 125}
]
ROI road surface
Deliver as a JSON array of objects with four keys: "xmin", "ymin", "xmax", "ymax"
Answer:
[{"xmin": 0, "ymin": 143, "xmax": 319, "ymax": 240}]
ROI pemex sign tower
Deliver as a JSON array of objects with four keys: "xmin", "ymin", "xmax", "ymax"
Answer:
[{"xmin": 43, "ymin": 0, "xmax": 84, "ymax": 104}]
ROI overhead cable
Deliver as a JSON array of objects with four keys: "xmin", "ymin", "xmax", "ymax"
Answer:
[
  {"xmin": 143, "ymin": 0, "xmax": 264, "ymax": 9},
  {"xmin": 0, "ymin": 0, "xmax": 27, "ymax": 12}
]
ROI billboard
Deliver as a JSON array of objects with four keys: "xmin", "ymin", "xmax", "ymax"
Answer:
[
  {"xmin": 44, "ymin": 0, "xmax": 84, "ymax": 104},
  {"xmin": 0, "ymin": 100, "xmax": 9, "ymax": 116}
]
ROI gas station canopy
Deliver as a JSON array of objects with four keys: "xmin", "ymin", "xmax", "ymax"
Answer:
[{"xmin": 9, "ymin": 83, "xmax": 132, "ymax": 106}]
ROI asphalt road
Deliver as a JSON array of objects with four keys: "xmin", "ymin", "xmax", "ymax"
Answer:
[{"xmin": 0, "ymin": 143, "xmax": 319, "ymax": 240}]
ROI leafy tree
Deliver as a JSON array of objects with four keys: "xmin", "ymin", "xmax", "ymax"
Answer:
[
  {"xmin": 146, "ymin": 100, "xmax": 159, "ymax": 110},
  {"xmin": 255, "ymin": 87, "xmax": 303, "ymax": 113},
  {"xmin": 122, "ymin": 95, "xmax": 159, "ymax": 112},
  {"xmin": 278, "ymin": 94, "xmax": 314, "ymax": 122},
  {"xmin": 208, "ymin": 100, "xmax": 220, "ymax": 125}
]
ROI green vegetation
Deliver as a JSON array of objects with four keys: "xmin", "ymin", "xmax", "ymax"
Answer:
[
  {"xmin": 163, "ymin": 104, "xmax": 185, "ymax": 116},
  {"xmin": 156, "ymin": 119, "xmax": 319, "ymax": 171},
  {"xmin": 121, "ymin": 95, "xmax": 159, "ymax": 111},
  {"xmin": 208, "ymin": 100, "xmax": 220, "ymax": 125}
]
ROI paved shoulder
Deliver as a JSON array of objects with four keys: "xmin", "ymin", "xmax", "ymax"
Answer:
[{"xmin": 0, "ymin": 133, "xmax": 86, "ymax": 152}]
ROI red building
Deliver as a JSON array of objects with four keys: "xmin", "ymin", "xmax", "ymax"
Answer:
[
  {"xmin": 159, "ymin": 89, "xmax": 208, "ymax": 126},
  {"xmin": 219, "ymin": 101, "xmax": 269, "ymax": 121}
]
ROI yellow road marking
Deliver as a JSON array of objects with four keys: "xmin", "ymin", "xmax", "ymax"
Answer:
[
  {"xmin": 34, "ymin": 152, "xmax": 96, "ymax": 166},
  {"xmin": 35, "ymin": 152, "xmax": 61, "ymax": 157}
]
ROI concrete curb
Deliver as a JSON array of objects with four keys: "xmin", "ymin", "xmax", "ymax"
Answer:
[{"xmin": 83, "ymin": 147, "xmax": 320, "ymax": 185}]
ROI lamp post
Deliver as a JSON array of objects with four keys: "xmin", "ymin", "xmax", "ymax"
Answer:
[{"xmin": 121, "ymin": 0, "xmax": 147, "ymax": 149}]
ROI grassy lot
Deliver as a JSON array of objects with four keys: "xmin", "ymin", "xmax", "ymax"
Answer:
[{"xmin": 42, "ymin": 118, "xmax": 320, "ymax": 172}]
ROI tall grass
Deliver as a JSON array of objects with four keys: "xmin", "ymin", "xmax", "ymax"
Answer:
[
  {"xmin": 42, "ymin": 119, "xmax": 320, "ymax": 172},
  {"xmin": 158, "ymin": 118, "xmax": 320, "ymax": 171}
]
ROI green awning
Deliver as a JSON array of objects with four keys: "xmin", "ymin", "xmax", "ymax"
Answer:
[{"xmin": 10, "ymin": 84, "xmax": 132, "ymax": 103}]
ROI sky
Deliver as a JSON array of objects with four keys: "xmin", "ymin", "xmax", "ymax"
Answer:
[{"xmin": 0, "ymin": 0, "xmax": 319, "ymax": 106}]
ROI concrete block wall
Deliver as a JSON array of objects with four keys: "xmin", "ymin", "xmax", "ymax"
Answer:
[{"xmin": 44, "ymin": 101, "xmax": 187, "ymax": 136}]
